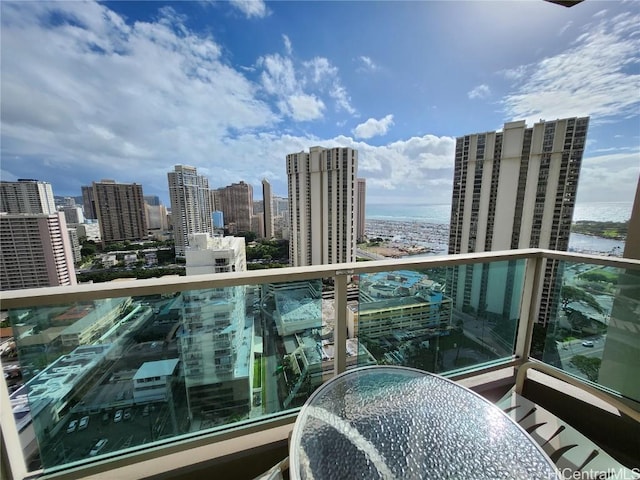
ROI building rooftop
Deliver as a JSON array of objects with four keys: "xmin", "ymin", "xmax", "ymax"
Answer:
[{"xmin": 133, "ymin": 358, "xmax": 180, "ymax": 380}]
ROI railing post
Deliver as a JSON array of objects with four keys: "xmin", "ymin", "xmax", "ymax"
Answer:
[
  {"xmin": 514, "ymin": 253, "xmax": 545, "ymax": 362},
  {"xmin": 1, "ymin": 364, "xmax": 27, "ymax": 480},
  {"xmin": 334, "ymin": 269, "xmax": 351, "ymax": 375}
]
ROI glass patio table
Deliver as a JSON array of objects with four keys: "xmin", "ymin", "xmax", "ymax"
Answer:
[{"xmin": 290, "ymin": 365, "xmax": 560, "ymax": 480}]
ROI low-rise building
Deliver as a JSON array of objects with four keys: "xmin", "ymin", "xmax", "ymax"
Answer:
[
  {"xmin": 132, "ymin": 359, "xmax": 180, "ymax": 404},
  {"xmin": 59, "ymin": 298, "xmax": 131, "ymax": 347}
]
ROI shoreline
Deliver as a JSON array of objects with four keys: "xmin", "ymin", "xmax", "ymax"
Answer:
[{"xmin": 363, "ymin": 219, "xmax": 626, "ymax": 259}]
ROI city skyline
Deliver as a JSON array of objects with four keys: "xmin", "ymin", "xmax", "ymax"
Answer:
[{"xmin": 1, "ymin": 1, "xmax": 638, "ymax": 207}]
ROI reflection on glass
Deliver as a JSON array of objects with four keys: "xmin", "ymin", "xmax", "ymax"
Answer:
[
  {"xmin": 355, "ymin": 261, "xmax": 525, "ymax": 373},
  {"xmin": 5, "ymin": 279, "xmax": 326, "ymax": 471},
  {"xmin": 540, "ymin": 261, "xmax": 640, "ymax": 405}
]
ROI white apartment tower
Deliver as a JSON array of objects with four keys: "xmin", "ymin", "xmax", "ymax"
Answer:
[
  {"xmin": 181, "ymin": 234, "xmax": 252, "ymax": 417},
  {"xmin": 1, "ymin": 179, "xmax": 56, "ymax": 215},
  {"xmin": 0, "ymin": 212, "xmax": 77, "ymax": 290},
  {"xmin": 262, "ymin": 179, "xmax": 274, "ymax": 239},
  {"xmin": 287, "ymin": 146, "xmax": 358, "ymax": 266},
  {"xmin": 356, "ymin": 178, "xmax": 366, "ymax": 243},
  {"xmin": 448, "ymin": 117, "xmax": 589, "ymax": 325},
  {"xmin": 167, "ymin": 165, "xmax": 213, "ymax": 257}
]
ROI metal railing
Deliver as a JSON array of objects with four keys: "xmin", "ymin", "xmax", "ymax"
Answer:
[{"xmin": 1, "ymin": 248, "xmax": 639, "ymax": 480}]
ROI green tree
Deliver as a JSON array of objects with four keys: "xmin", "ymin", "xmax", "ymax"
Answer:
[
  {"xmin": 570, "ymin": 355, "xmax": 601, "ymax": 382},
  {"xmin": 561, "ymin": 285, "xmax": 604, "ymax": 314}
]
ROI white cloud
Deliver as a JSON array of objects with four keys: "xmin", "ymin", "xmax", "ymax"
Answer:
[
  {"xmin": 228, "ymin": 0, "xmax": 268, "ymax": 18},
  {"xmin": 503, "ymin": 11, "xmax": 640, "ymax": 124},
  {"xmin": 576, "ymin": 150, "xmax": 640, "ymax": 203},
  {"xmin": 304, "ymin": 57, "xmax": 337, "ymax": 84},
  {"xmin": 283, "ymin": 34, "xmax": 292, "ymax": 55},
  {"xmin": 357, "ymin": 56, "xmax": 379, "ymax": 72},
  {"xmin": 330, "ymin": 83, "xmax": 356, "ymax": 115},
  {"xmin": 353, "ymin": 115, "xmax": 395, "ymax": 139},
  {"xmin": 558, "ymin": 20, "xmax": 573, "ymax": 36},
  {"xmin": 468, "ymin": 84, "xmax": 491, "ymax": 100},
  {"xmin": 501, "ymin": 65, "xmax": 527, "ymax": 81},
  {"xmin": 286, "ymin": 94, "xmax": 325, "ymax": 121},
  {"xmin": 1, "ymin": 1, "xmax": 275, "ymax": 179},
  {"xmin": 324, "ymin": 133, "xmax": 456, "ymax": 203},
  {"xmin": 302, "ymin": 57, "xmax": 355, "ymax": 114},
  {"xmin": 256, "ymin": 50, "xmax": 355, "ymax": 119}
]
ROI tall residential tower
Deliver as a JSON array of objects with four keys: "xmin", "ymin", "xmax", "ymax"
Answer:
[
  {"xmin": 287, "ymin": 146, "xmax": 357, "ymax": 266},
  {"xmin": 262, "ymin": 179, "xmax": 274, "ymax": 239},
  {"xmin": 214, "ymin": 181, "xmax": 254, "ymax": 234},
  {"xmin": 1, "ymin": 179, "xmax": 56, "ymax": 214},
  {"xmin": 1, "ymin": 213, "xmax": 77, "ymax": 290},
  {"xmin": 356, "ymin": 178, "xmax": 366, "ymax": 243},
  {"xmin": 93, "ymin": 180, "xmax": 147, "ymax": 244},
  {"xmin": 167, "ymin": 165, "xmax": 213, "ymax": 257},
  {"xmin": 448, "ymin": 117, "xmax": 589, "ymax": 325}
]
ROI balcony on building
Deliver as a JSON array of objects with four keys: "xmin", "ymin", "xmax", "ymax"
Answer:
[{"xmin": 1, "ymin": 248, "xmax": 639, "ymax": 480}]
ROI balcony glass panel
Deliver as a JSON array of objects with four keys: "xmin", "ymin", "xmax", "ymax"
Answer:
[
  {"xmin": 354, "ymin": 260, "xmax": 525, "ymax": 373},
  {"xmin": 4, "ymin": 278, "xmax": 325, "ymax": 473},
  {"xmin": 536, "ymin": 261, "xmax": 640, "ymax": 405}
]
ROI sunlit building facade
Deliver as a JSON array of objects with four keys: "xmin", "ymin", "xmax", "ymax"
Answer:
[
  {"xmin": 168, "ymin": 165, "xmax": 213, "ymax": 257},
  {"xmin": 287, "ymin": 146, "xmax": 358, "ymax": 266},
  {"xmin": 448, "ymin": 117, "xmax": 589, "ymax": 324}
]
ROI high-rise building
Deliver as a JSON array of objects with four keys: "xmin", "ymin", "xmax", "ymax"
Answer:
[
  {"xmin": 144, "ymin": 195, "xmax": 161, "ymax": 206},
  {"xmin": 167, "ymin": 165, "xmax": 213, "ymax": 257},
  {"xmin": 181, "ymin": 233, "xmax": 251, "ymax": 417},
  {"xmin": 448, "ymin": 117, "xmax": 589, "ymax": 324},
  {"xmin": 93, "ymin": 180, "xmax": 147, "ymax": 244},
  {"xmin": 274, "ymin": 196, "xmax": 289, "ymax": 217},
  {"xmin": 81, "ymin": 185, "xmax": 97, "ymax": 219},
  {"xmin": 262, "ymin": 179, "xmax": 274, "ymax": 239},
  {"xmin": 212, "ymin": 211, "xmax": 224, "ymax": 229},
  {"xmin": 214, "ymin": 181, "xmax": 254, "ymax": 234},
  {"xmin": 185, "ymin": 233, "xmax": 246, "ymax": 275},
  {"xmin": 60, "ymin": 205, "xmax": 84, "ymax": 225},
  {"xmin": 145, "ymin": 203, "xmax": 169, "ymax": 231},
  {"xmin": 0, "ymin": 212, "xmax": 77, "ymax": 290},
  {"xmin": 356, "ymin": 178, "xmax": 366, "ymax": 243},
  {"xmin": 287, "ymin": 146, "xmax": 358, "ymax": 266},
  {"xmin": 67, "ymin": 227, "xmax": 82, "ymax": 263},
  {"xmin": 1, "ymin": 179, "xmax": 56, "ymax": 214}
]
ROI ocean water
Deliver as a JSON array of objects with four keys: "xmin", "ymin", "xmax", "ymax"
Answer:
[
  {"xmin": 366, "ymin": 202, "xmax": 633, "ymax": 224},
  {"xmin": 366, "ymin": 201, "xmax": 633, "ymax": 255}
]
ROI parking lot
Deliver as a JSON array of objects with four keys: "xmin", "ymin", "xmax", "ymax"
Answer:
[{"xmin": 41, "ymin": 402, "xmax": 179, "ymax": 466}]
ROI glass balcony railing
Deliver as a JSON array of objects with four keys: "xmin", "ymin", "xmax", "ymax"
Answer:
[
  {"xmin": 355, "ymin": 259, "xmax": 526, "ymax": 373},
  {"xmin": 1, "ymin": 249, "xmax": 639, "ymax": 480},
  {"xmin": 535, "ymin": 259, "xmax": 640, "ymax": 406}
]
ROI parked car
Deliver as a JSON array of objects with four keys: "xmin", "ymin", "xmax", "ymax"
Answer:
[
  {"xmin": 101, "ymin": 412, "xmax": 110, "ymax": 424},
  {"xmin": 66, "ymin": 419, "xmax": 78, "ymax": 433},
  {"xmin": 582, "ymin": 340, "xmax": 594, "ymax": 347},
  {"xmin": 123, "ymin": 408, "xmax": 132, "ymax": 421},
  {"xmin": 89, "ymin": 439, "xmax": 108, "ymax": 456},
  {"xmin": 114, "ymin": 409, "xmax": 123, "ymax": 423},
  {"xmin": 142, "ymin": 404, "xmax": 150, "ymax": 417},
  {"xmin": 79, "ymin": 416, "xmax": 89, "ymax": 430}
]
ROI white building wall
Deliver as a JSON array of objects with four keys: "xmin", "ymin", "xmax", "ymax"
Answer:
[{"xmin": 287, "ymin": 147, "xmax": 357, "ymax": 267}]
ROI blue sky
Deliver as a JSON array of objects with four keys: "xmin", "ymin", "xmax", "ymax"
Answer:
[{"xmin": 1, "ymin": 1, "xmax": 639, "ymax": 207}]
